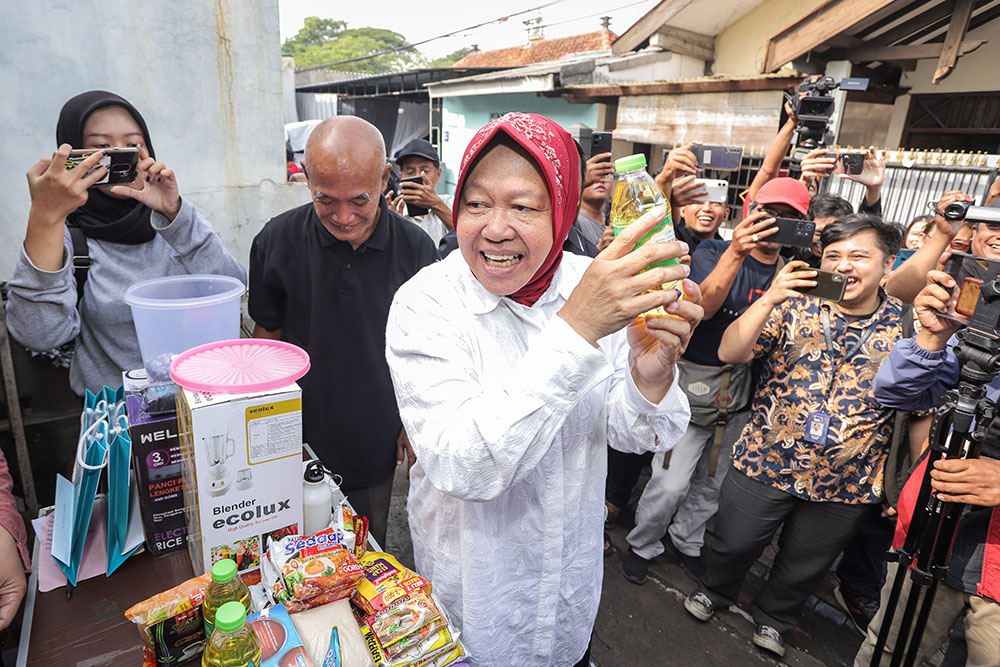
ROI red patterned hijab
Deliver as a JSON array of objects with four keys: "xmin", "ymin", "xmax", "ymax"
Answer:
[{"xmin": 452, "ymin": 112, "xmax": 581, "ymax": 307}]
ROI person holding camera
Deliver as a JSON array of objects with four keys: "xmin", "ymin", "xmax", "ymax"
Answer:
[
  {"xmin": 684, "ymin": 215, "xmax": 906, "ymax": 657},
  {"xmin": 6, "ymin": 90, "xmax": 246, "ymax": 395},
  {"xmin": 388, "ymin": 138, "xmax": 453, "ymax": 245},
  {"xmin": 853, "ymin": 269, "xmax": 1000, "ymax": 667}
]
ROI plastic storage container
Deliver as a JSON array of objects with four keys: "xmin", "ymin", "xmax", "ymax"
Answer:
[
  {"xmin": 201, "ymin": 600, "xmax": 261, "ymax": 667},
  {"xmin": 124, "ymin": 275, "xmax": 245, "ymax": 382},
  {"xmin": 610, "ymin": 154, "xmax": 683, "ymax": 316},
  {"xmin": 202, "ymin": 559, "xmax": 252, "ymax": 638}
]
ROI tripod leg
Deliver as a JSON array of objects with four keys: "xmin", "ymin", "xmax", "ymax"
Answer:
[
  {"xmin": 888, "ymin": 575, "xmax": 924, "ymax": 667},
  {"xmin": 902, "ymin": 580, "xmax": 938, "ymax": 667},
  {"xmin": 871, "ymin": 561, "xmax": 909, "ymax": 667}
]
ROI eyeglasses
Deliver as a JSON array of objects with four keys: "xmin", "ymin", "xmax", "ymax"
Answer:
[{"xmin": 757, "ymin": 205, "xmax": 805, "ymax": 220}]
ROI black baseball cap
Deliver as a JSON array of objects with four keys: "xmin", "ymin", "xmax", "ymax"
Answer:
[{"xmin": 396, "ymin": 139, "xmax": 440, "ymax": 166}]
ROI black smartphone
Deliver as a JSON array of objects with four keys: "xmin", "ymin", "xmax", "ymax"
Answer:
[
  {"xmin": 825, "ymin": 151, "xmax": 865, "ymax": 175},
  {"xmin": 796, "ymin": 270, "xmax": 847, "ymax": 302},
  {"xmin": 64, "ymin": 147, "xmax": 140, "ymax": 186},
  {"xmin": 765, "ymin": 217, "xmax": 816, "ymax": 248},
  {"xmin": 398, "ymin": 175, "xmax": 428, "ymax": 217},
  {"xmin": 691, "ymin": 144, "xmax": 743, "ymax": 171},
  {"xmin": 591, "ymin": 132, "xmax": 612, "ymax": 160}
]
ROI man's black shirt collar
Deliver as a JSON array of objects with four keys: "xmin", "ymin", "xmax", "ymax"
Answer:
[{"xmin": 312, "ymin": 195, "xmax": 392, "ymax": 252}]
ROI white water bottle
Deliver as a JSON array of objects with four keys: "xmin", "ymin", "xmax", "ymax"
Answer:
[{"xmin": 303, "ymin": 460, "xmax": 333, "ymax": 536}]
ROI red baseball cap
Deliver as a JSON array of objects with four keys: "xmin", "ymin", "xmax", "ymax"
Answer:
[{"xmin": 754, "ymin": 177, "xmax": 810, "ymax": 216}]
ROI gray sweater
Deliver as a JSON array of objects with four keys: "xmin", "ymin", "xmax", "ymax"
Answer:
[{"xmin": 5, "ymin": 200, "xmax": 247, "ymax": 395}]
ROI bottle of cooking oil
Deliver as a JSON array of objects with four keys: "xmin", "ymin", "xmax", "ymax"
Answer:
[
  {"xmin": 610, "ymin": 153, "xmax": 683, "ymax": 316},
  {"xmin": 202, "ymin": 559, "xmax": 251, "ymax": 638},
  {"xmin": 201, "ymin": 601, "xmax": 261, "ymax": 667}
]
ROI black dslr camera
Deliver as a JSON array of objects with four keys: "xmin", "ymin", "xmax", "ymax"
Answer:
[{"xmin": 787, "ymin": 76, "xmax": 869, "ymax": 156}]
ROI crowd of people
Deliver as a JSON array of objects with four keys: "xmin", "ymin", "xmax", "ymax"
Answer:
[{"xmin": 3, "ymin": 87, "xmax": 1000, "ymax": 666}]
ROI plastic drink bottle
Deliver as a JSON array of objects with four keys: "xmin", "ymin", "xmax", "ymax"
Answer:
[
  {"xmin": 202, "ymin": 559, "xmax": 251, "ymax": 638},
  {"xmin": 201, "ymin": 600, "xmax": 261, "ymax": 667},
  {"xmin": 610, "ymin": 153, "xmax": 683, "ymax": 316},
  {"xmin": 303, "ymin": 459, "xmax": 333, "ymax": 536}
]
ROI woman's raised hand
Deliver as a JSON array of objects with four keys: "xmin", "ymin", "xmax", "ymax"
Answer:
[
  {"xmin": 26, "ymin": 144, "xmax": 107, "ymax": 225},
  {"xmin": 109, "ymin": 144, "xmax": 182, "ymax": 221}
]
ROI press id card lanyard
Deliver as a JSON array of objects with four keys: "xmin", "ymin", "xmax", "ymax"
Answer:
[{"xmin": 803, "ymin": 308, "xmax": 877, "ymax": 445}]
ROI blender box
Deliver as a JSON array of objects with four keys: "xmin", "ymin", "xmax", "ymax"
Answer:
[
  {"xmin": 122, "ymin": 369, "xmax": 188, "ymax": 556},
  {"xmin": 176, "ymin": 383, "xmax": 304, "ymax": 576}
]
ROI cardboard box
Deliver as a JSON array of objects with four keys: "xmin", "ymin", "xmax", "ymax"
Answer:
[
  {"xmin": 123, "ymin": 369, "xmax": 188, "ymax": 556},
  {"xmin": 176, "ymin": 384, "xmax": 304, "ymax": 576}
]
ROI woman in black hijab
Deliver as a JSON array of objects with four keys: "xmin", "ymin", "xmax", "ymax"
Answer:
[{"xmin": 6, "ymin": 90, "xmax": 246, "ymax": 395}]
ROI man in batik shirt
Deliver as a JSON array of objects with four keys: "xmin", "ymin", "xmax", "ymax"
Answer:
[{"xmin": 683, "ymin": 214, "xmax": 906, "ymax": 658}]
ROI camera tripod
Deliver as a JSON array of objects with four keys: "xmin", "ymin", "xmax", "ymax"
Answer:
[{"xmin": 870, "ymin": 282, "xmax": 1000, "ymax": 667}]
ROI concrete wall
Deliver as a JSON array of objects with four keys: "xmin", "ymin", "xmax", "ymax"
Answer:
[
  {"xmin": 885, "ymin": 19, "xmax": 1000, "ymax": 147},
  {"xmin": 0, "ymin": 1, "xmax": 310, "ymax": 281},
  {"xmin": 712, "ymin": 0, "xmax": 825, "ymax": 76},
  {"xmin": 439, "ymin": 94, "xmax": 600, "ymax": 193}
]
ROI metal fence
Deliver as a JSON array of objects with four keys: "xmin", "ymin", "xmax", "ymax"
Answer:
[{"xmin": 700, "ymin": 150, "xmax": 998, "ymax": 230}]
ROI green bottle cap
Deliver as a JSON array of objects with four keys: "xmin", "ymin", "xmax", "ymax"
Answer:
[
  {"xmin": 214, "ymin": 600, "xmax": 247, "ymax": 633},
  {"xmin": 614, "ymin": 153, "xmax": 647, "ymax": 173},
  {"xmin": 211, "ymin": 558, "xmax": 237, "ymax": 584}
]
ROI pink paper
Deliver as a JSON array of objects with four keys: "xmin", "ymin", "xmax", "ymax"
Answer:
[{"xmin": 32, "ymin": 499, "xmax": 110, "ymax": 593}]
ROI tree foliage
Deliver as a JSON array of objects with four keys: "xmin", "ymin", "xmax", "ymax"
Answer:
[
  {"xmin": 283, "ymin": 17, "xmax": 421, "ymax": 73},
  {"xmin": 428, "ymin": 47, "xmax": 476, "ymax": 68}
]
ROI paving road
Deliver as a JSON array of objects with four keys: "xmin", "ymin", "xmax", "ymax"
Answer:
[{"xmin": 382, "ymin": 464, "xmax": 867, "ymax": 667}]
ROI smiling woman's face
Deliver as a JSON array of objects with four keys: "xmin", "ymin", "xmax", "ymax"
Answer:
[{"xmin": 457, "ymin": 140, "xmax": 554, "ymax": 296}]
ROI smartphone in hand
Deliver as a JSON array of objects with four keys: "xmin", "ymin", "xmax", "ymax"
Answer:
[
  {"xmin": 64, "ymin": 147, "xmax": 140, "ymax": 187},
  {"xmin": 591, "ymin": 132, "xmax": 612, "ymax": 160},
  {"xmin": 795, "ymin": 270, "xmax": 847, "ymax": 302},
  {"xmin": 764, "ymin": 218, "xmax": 816, "ymax": 248},
  {"xmin": 691, "ymin": 144, "xmax": 743, "ymax": 171},
  {"xmin": 398, "ymin": 175, "xmax": 428, "ymax": 217}
]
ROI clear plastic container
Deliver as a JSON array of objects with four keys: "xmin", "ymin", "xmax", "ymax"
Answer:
[
  {"xmin": 124, "ymin": 274, "xmax": 245, "ymax": 382},
  {"xmin": 610, "ymin": 153, "xmax": 683, "ymax": 317},
  {"xmin": 201, "ymin": 600, "xmax": 261, "ymax": 667},
  {"xmin": 202, "ymin": 559, "xmax": 252, "ymax": 638}
]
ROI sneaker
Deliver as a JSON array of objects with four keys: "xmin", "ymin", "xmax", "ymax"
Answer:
[
  {"xmin": 834, "ymin": 585, "xmax": 879, "ymax": 635},
  {"xmin": 683, "ymin": 591, "xmax": 715, "ymax": 621},
  {"xmin": 752, "ymin": 623, "xmax": 785, "ymax": 657},
  {"xmin": 604, "ymin": 531, "xmax": 613, "ymax": 558},
  {"xmin": 605, "ymin": 501, "xmax": 622, "ymax": 527},
  {"xmin": 621, "ymin": 551, "xmax": 649, "ymax": 585}
]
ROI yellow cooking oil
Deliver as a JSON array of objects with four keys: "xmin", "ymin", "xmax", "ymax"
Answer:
[
  {"xmin": 201, "ymin": 601, "xmax": 261, "ymax": 667},
  {"xmin": 610, "ymin": 153, "xmax": 684, "ymax": 317}
]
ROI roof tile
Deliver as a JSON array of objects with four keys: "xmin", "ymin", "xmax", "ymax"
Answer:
[{"xmin": 454, "ymin": 30, "xmax": 616, "ymax": 68}]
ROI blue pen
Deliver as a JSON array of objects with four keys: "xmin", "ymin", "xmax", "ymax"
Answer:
[{"xmin": 323, "ymin": 627, "xmax": 342, "ymax": 667}]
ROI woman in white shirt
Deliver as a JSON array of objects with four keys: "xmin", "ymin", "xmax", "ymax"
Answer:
[{"xmin": 385, "ymin": 113, "xmax": 702, "ymax": 667}]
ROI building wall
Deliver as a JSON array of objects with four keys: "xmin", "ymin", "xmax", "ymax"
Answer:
[
  {"xmin": 439, "ymin": 94, "xmax": 600, "ymax": 193},
  {"xmin": 886, "ymin": 19, "xmax": 1000, "ymax": 147},
  {"xmin": 0, "ymin": 1, "xmax": 309, "ymax": 281},
  {"xmin": 712, "ymin": 0, "xmax": 826, "ymax": 76}
]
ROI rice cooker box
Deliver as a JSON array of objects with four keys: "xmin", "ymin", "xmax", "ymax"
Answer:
[
  {"xmin": 123, "ymin": 368, "xmax": 188, "ymax": 556},
  {"xmin": 176, "ymin": 383, "xmax": 304, "ymax": 577}
]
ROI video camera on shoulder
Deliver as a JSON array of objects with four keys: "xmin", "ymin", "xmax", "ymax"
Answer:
[{"xmin": 787, "ymin": 76, "xmax": 868, "ymax": 154}]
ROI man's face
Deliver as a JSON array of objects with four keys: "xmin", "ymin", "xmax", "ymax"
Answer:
[
  {"xmin": 820, "ymin": 229, "xmax": 892, "ymax": 309},
  {"xmin": 581, "ymin": 176, "xmax": 612, "ymax": 205},
  {"xmin": 811, "ymin": 215, "xmax": 838, "ymax": 257},
  {"xmin": 399, "ymin": 157, "xmax": 441, "ymax": 188},
  {"xmin": 307, "ymin": 156, "xmax": 389, "ymax": 250},
  {"xmin": 682, "ymin": 201, "xmax": 728, "ymax": 237},
  {"xmin": 971, "ymin": 222, "xmax": 1000, "ymax": 260},
  {"xmin": 753, "ymin": 202, "xmax": 804, "ymax": 253}
]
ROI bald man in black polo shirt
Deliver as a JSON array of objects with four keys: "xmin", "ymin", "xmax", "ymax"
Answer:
[{"xmin": 249, "ymin": 117, "xmax": 439, "ymax": 545}]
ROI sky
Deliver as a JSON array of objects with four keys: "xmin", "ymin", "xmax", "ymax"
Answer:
[{"xmin": 278, "ymin": 0, "xmax": 658, "ymax": 61}]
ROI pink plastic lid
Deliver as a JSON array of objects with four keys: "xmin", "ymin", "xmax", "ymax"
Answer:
[{"xmin": 170, "ymin": 339, "xmax": 310, "ymax": 393}]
